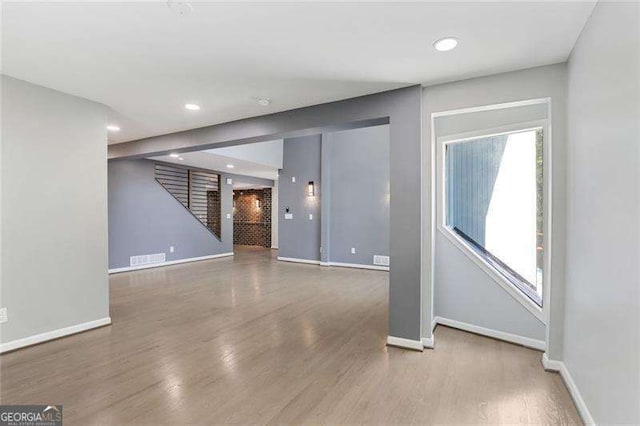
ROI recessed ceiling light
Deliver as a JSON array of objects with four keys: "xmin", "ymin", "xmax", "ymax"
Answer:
[
  {"xmin": 433, "ymin": 37, "xmax": 458, "ymax": 52},
  {"xmin": 106, "ymin": 125, "xmax": 121, "ymax": 132},
  {"xmin": 226, "ymin": 164, "xmax": 235, "ymax": 169},
  {"xmin": 257, "ymin": 98, "xmax": 271, "ymax": 107},
  {"xmin": 178, "ymin": 157, "xmax": 184, "ymax": 161},
  {"xmin": 170, "ymin": 153, "xmax": 180, "ymax": 158},
  {"xmin": 184, "ymin": 103, "xmax": 200, "ymax": 111}
]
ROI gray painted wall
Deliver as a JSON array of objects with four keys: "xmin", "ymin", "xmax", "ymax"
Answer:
[
  {"xmin": 326, "ymin": 125, "xmax": 389, "ymax": 265},
  {"xmin": 278, "ymin": 135, "xmax": 322, "ymax": 261},
  {"xmin": 1, "ymin": 76, "xmax": 110, "ymax": 344},
  {"xmin": 110, "ymin": 86, "xmax": 423, "ymax": 341},
  {"xmin": 435, "ymin": 238, "xmax": 546, "ymax": 340},
  {"xmin": 108, "ymin": 159, "xmax": 233, "ymax": 269},
  {"xmin": 423, "ymin": 64, "xmax": 566, "ymax": 349},
  {"xmin": 564, "ymin": 1, "xmax": 640, "ymax": 423},
  {"xmin": 278, "ymin": 126, "xmax": 390, "ymax": 267}
]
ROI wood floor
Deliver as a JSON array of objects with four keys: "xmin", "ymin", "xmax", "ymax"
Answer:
[{"xmin": 1, "ymin": 246, "xmax": 581, "ymax": 424}]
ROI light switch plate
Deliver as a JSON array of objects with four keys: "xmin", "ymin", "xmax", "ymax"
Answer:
[
  {"xmin": 226, "ymin": 178, "xmax": 233, "ymax": 185},
  {"xmin": 291, "ymin": 176, "xmax": 296, "ymax": 183},
  {"xmin": 170, "ymin": 246, "xmax": 175, "ymax": 253},
  {"xmin": 308, "ymin": 214, "xmax": 313, "ymax": 220},
  {"xmin": 226, "ymin": 213, "xmax": 231, "ymax": 219},
  {"xmin": 0, "ymin": 308, "xmax": 7, "ymax": 324}
]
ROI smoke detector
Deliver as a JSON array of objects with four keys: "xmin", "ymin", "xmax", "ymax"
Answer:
[
  {"xmin": 167, "ymin": 1, "xmax": 193, "ymax": 16},
  {"xmin": 257, "ymin": 98, "xmax": 271, "ymax": 107}
]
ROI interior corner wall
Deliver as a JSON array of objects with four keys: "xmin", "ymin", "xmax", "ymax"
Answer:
[
  {"xmin": 422, "ymin": 64, "xmax": 567, "ymax": 351},
  {"xmin": 108, "ymin": 159, "xmax": 233, "ymax": 269},
  {"xmin": 1, "ymin": 75, "xmax": 110, "ymax": 345},
  {"xmin": 325, "ymin": 125, "xmax": 390, "ymax": 266},
  {"xmin": 277, "ymin": 135, "xmax": 322, "ymax": 261},
  {"xmin": 564, "ymin": 1, "xmax": 640, "ymax": 423}
]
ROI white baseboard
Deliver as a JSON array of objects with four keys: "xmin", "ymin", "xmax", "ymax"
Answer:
[
  {"xmin": 109, "ymin": 252, "xmax": 234, "ymax": 274},
  {"xmin": 434, "ymin": 316, "xmax": 546, "ymax": 351},
  {"xmin": 422, "ymin": 336, "xmax": 434, "ymax": 349},
  {"xmin": 271, "ymin": 246, "xmax": 279, "ymax": 249},
  {"xmin": 277, "ymin": 256, "xmax": 321, "ymax": 265},
  {"xmin": 321, "ymin": 261, "xmax": 389, "ymax": 271},
  {"xmin": 541, "ymin": 352, "xmax": 563, "ymax": 371},
  {"xmin": 431, "ymin": 317, "xmax": 438, "ymax": 332},
  {"xmin": 542, "ymin": 354, "xmax": 595, "ymax": 425},
  {"xmin": 386, "ymin": 336, "xmax": 424, "ymax": 351},
  {"xmin": 0, "ymin": 317, "xmax": 111, "ymax": 354},
  {"xmin": 278, "ymin": 258, "xmax": 389, "ymax": 271}
]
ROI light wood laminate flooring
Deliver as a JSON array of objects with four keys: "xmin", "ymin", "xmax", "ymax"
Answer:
[{"xmin": 0, "ymin": 246, "xmax": 581, "ymax": 424}]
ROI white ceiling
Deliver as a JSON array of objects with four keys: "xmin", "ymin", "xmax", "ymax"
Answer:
[
  {"xmin": 233, "ymin": 183, "xmax": 271, "ymax": 191},
  {"xmin": 205, "ymin": 139, "xmax": 283, "ymax": 169},
  {"xmin": 149, "ymin": 150, "xmax": 279, "ymax": 181},
  {"xmin": 2, "ymin": 1, "xmax": 596, "ymax": 144},
  {"xmin": 150, "ymin": 138, "xmax": 282, "ymax": 180}
]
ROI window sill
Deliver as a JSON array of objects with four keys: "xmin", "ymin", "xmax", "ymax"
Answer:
[{"xmin": 438, "ymin": 225, "xmax": 546, "ymax": 324}]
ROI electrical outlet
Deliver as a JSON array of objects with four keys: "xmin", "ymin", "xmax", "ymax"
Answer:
[
  {"xmin": 0, "ymin": 308, "xmax": 7, "ymax": 324},
  {"xmin": 170, "ymin": 246, "xmax": 175, "ymax": 253},
  {"xmin": 226, "ymin": 213, "xmax": 231, "ymax": 219},
  {"xmin": 351, "ymin": 247, "xmax": 356, "ymax": 254},
  {"xmin": 291, "ymin": 176, "xmax": 296, "ymax": 183},
  {"xmin": 308, "ymin": 213, "xmax": 313, "ymax": 220}
]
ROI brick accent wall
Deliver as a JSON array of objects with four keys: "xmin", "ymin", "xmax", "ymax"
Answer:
[
  {"xmin": 233, "ymin": 188, "xmax": 271, "ymax": 247},
  {"xmin": 206, "ymin": 190, "xmax": 221, "ymax": 239}
]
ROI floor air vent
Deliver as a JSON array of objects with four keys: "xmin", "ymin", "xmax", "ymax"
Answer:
[
  {"xmin": 130, "ymin": 253, "xmax": 166, "ymax": 267},
  {"xmin": 373, "ymin": 255, "xmax": 390, "ymax": 266}
]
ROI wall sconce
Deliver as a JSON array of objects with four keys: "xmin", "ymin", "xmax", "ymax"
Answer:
[
  {"xmin": 255, "ymin": 199, "xmax": 261, "ymax": 209},
  {"xmin": 307, "ymin": 181, "xmax": 315, "ymax": 197}
]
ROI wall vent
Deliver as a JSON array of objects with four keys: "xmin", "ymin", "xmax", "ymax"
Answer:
[
  {"xmin": 130, "ymin": 253, "xmax": 166, "ymax": 267},
  {"xmin": 373, "ymin": 255, "xmax": 390, "ymax": 266}
]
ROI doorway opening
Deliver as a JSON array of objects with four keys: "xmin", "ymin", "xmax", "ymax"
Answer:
[{"xmin": 233, "ymin": 187, "xmax": 272, "ymax": 248}]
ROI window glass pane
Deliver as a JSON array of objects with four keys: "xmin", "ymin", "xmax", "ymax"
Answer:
[{"xmin": 446, "ymin": 129, "xmax": 543, "ymax": 306}]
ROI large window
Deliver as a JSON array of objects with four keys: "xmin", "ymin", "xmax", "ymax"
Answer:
[{"xmin": 444, "ymin": 128, "xmax": 544, "ymax": 306}]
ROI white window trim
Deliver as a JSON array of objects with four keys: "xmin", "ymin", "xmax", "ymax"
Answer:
[{"xmin": 433, "ymin": 98, "xmax": 552, "ymax": 325}]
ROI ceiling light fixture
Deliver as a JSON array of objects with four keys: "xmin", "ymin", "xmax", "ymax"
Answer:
[
  {"xmin": 178, "ymin": 157, "xmax": 184, "ymax": 161},
  {"xmin": 170, "ymin": 153, "xmax": 180, "ymax": 158},
  {"xmin": 184, "ymin": 103, "xmax": 200, "ymax": 111},
  {"xmin": 433, "ymin": 37, "xmax": 458, "ymax": 52},
  {"xmin": 257, "ymin": 98, "xmax": 271, "ymax": 107},
  {"xmin": 106, "ymin": 125, "xmax": 121, "ymax": 132},
  {"xmin": 226, "ymin": 164, "xmax": 235, "ymax": 169}
]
